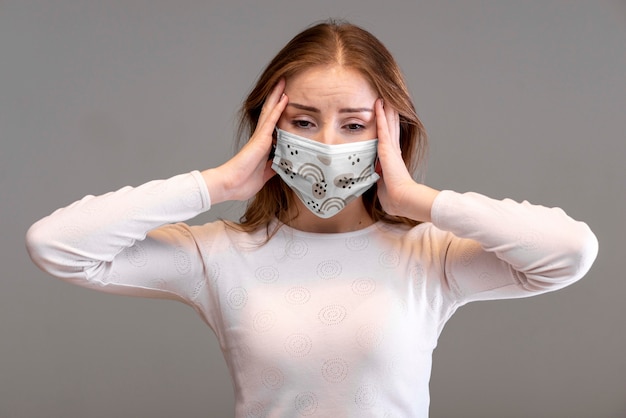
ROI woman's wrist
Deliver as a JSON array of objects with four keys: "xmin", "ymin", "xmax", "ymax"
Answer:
[
  {"xmin": 403, "ymin": 182, "xmax": 440, "ymax": 223},
  {"xmin": 201, "ymin": 167, "xmax": 228, "ymax": 205}
]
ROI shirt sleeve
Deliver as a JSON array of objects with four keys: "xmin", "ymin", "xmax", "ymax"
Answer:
[
  {"xmin": 25, "ymin": 171, "xmax": 212, "ymax": 305},
  {"xmin": 430, "ymin": 190, "xmax": 598, "ymax": 304}
]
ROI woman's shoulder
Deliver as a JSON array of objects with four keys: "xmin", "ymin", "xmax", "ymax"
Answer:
[
  {"xmin": 375, "ymin": 219, "xmax": 447, "ymax": 239},
  {"xmin": 189, "ymin": 219, "xmax": 273, "ymax": 249}
]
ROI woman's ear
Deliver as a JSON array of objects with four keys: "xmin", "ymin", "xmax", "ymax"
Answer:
[{"xmin": 268, "ymin": 140, "xmax": 277, "ymax": 161}]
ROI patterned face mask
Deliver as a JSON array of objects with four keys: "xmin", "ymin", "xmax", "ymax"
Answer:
[{"xmin": 271, "ymin": 128, "xmax": 380, "ymax": 219}]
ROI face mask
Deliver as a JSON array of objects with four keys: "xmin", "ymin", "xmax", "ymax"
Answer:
[{"xmin": 271, "ymin": 128, "xmax": 380, "ymax": 219}]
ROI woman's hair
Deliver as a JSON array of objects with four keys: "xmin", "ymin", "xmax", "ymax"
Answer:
[{"xmin": 233, "ymin": 19, "xmax": 428, "ymax": 235}]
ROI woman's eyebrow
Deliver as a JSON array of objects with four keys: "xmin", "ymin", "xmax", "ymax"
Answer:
[
  {"xmin": 339, "ymin": 107, "xmax": 373, "ymax": 114},
  {"xmin": 288, "ymin": 103, "xmax": 373, "ymax": 114},
  {"xmin": 288, "ymin": 103, "xmax": 320, "ymax": 113}
]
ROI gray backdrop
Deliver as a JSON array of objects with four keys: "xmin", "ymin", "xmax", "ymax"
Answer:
[{"xmin": 2, "ymin": 1, "xmax": 624, "ymax": 417}]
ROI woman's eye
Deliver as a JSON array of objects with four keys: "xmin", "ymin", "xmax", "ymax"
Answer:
[
  {"xmin": 345, "ymin": 123, "xmax": 365, "ymax": 131},
  {"xmin": 292, "ymin": 120, "xmax": 314, "ymax": 129}
]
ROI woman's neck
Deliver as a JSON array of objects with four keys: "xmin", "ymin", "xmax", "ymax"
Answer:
[{"xmin": 284, "ymin": 198, "xmax": 374, "ymax": 233}]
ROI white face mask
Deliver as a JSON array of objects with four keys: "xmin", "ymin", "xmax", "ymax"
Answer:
[{"xmin": 271, "ymin": 128, "xmax": 380, "ymax": 219}]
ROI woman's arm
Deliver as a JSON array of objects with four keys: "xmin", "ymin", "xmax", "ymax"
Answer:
[
  {"xmin": 25, "ymin": 171, "xmax": 211, "ymax": 302},
  {"xmin": 431, "ymin": 190, "xmax": 598, "ymax": 302},
  {"xmin": 374, "ymin": 101, "xmax": 598, "ymax": 301},
  {"xmin": 25, "ymin": 80, "xmax": 288, "ymax": 302}
]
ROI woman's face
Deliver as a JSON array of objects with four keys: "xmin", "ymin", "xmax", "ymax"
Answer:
[{"xmin": 277, "ymin": 65, "xmax": 379, "ymax": 144}]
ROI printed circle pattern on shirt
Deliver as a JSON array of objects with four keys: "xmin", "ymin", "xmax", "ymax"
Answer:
[
  {"xmin": 345, "ymin": 235, "xmax": 369, "ymax": 251},
  {"xmin": 294, "ymin": 392, "xmax": 318, "ymax": 416},
  {"xmin": 284, "ymin": 333, "xmax": 313, "ymax": 357},
  {"xmin": 253, "ymin": 310, "xmax": 276, "ymax": 333},
  {"xmin": 58, "ymin": 225, "xmax": 85, "ymax": 247},
  {"xmin": 227, "ymin": 287, "xmax": 248, "ymax": 310},
  {"xmin": 318, "ymin": 304, "xmax": 348, "ymax": 325},
  {"xmin": 201, "ymin": 221, "xmax": 450, "ymax": 416},
  {"xmin": 173, "ymin": 247, "xmax": 192, "ymax": 275},
  {"xmin": 285, "ymin": 239, "xmax": 308, "ymax": 258},
  {"xmin": 321, "ymin": 358, "xmax": 349, "ymax": 383},
  {"xmin": 316, "ymin": 259, "xmax": 342, "ymax": 280},
  {"xmin": 355, "ymin": 384, "xmax": 380, "ymax": 409},
  {"xmin": 255, "ymin": 266, "xmax": 279, "ymax": 284},
  {"xmin": 284, "ymin": 286, "xmax": 311, "ymax": 305},
  {"xmin": 352, "ymin": 278, "xmax": 376, "ymax": 295},
  {"xmin": 261, "ymin": 367, "xmax": 284, "ymax": 390},
  {"xmin": 245, "ymin": 401, "xmax": 265, "ymax": 418},
  {"xmin": 126, "ymin": 242, "xmax": 149, "ymax": 267}
]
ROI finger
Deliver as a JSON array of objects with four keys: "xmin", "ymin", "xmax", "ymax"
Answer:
[
  {"xmin": 257, "ymin": 79, "xmax": 287, "ymax": 130},
  {"xmin": 260, "ymin": 91, "xmax": 288, "ymax": 135},
  {"xmin": 384, "ymin": 102, "xmax": 400, "ymax": 150},
  {"xmin": 375, "ymin": 99, "xmax": 393, "ymax": 178},
  {"xmin": 375, "ymin": 98, "xmax": 391, "ymax": 143},
  {"xmin": 375, "ymin": 100, "xmax": 406, "ymax": 176},
  {"xmin": 376, "ymin": 99, "xmax": 400, "ymax": 151},
  {"xmin": 259, "ymin": 78, "xmax": 285, "ymax": 111}
]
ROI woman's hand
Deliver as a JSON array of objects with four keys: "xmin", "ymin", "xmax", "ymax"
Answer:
[
  {"xmin": 374, "ymin": 99, "xmax": 439, "ymax": 222},
  {"xmin": 203, "ymin": 79, "xmax": 288, "ymax": 204}
]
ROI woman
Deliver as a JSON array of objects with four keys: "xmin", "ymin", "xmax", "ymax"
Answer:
[{"xmin": 26, "ymin": 20, "xmax": 598, "ymax": 417}]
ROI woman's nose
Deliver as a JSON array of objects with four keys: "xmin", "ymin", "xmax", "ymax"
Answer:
[{"xmin": 317, "ymin": 127, "xmax": 339, "ymax": 145}]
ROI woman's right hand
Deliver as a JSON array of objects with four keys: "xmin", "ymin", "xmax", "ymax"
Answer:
[{"xmin": 202, "ymin": 79, "xmax": 288, "ymax": 204}]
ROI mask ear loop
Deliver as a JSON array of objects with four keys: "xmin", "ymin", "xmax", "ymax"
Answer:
[
  {"xmin": 273, "ymin": 126, "xmax": 281, "ymax": 147},
  {"xmin": 268, "ymin": 127, "xmax": 279, "ymax": 161}
]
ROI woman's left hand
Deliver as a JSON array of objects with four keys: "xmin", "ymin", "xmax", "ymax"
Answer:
[{"xmin": 374, "ymin": 99, "xmax": 439, "ymax": 222}]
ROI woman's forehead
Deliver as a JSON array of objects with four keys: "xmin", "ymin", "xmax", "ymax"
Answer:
[{"xmin": 284, "ymin": 65, "xmax": 377, "ymax": 108}]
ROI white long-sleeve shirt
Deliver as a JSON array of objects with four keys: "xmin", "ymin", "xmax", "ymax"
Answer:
[{"xmin": 26, "ymin": 171, "xmax": 598, "ymax": 417}]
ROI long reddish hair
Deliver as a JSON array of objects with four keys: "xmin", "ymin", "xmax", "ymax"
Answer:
[{"xmin": 233, "ymin": 20, "xmax": 428, "ymax": 235}]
